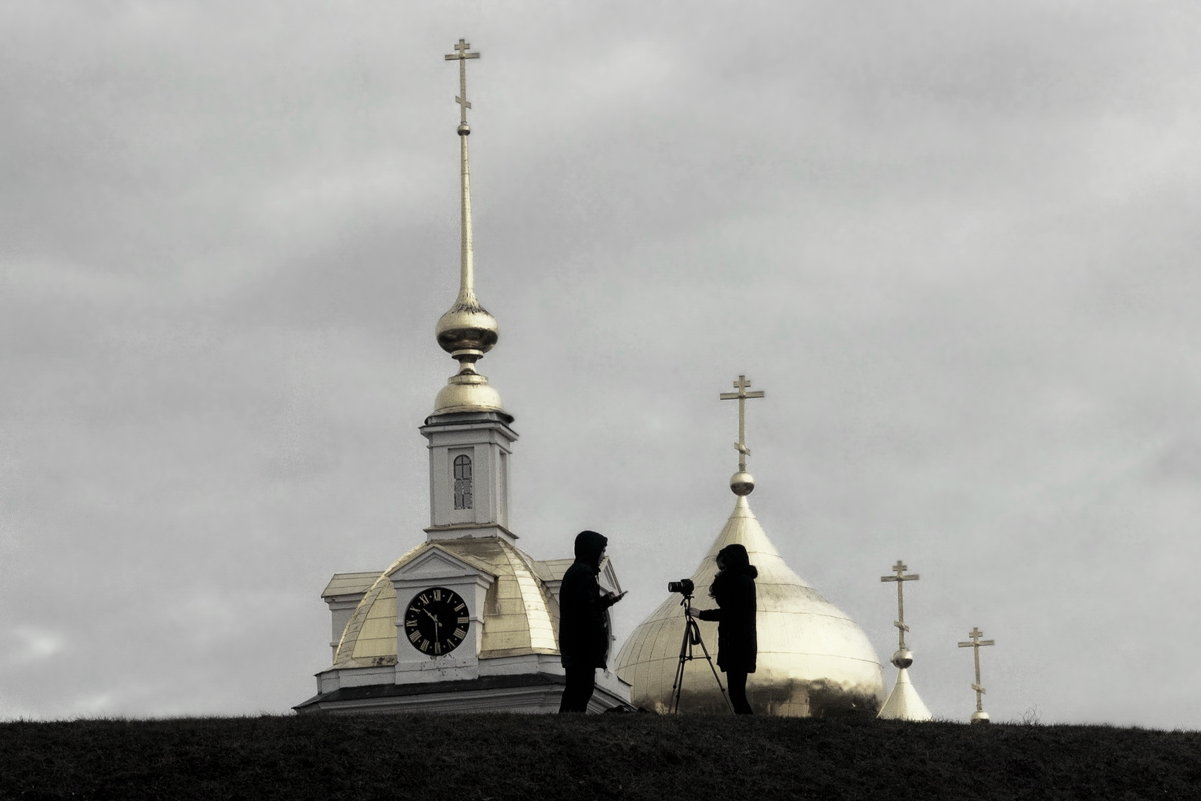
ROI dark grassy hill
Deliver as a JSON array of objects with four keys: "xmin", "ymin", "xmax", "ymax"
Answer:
[{"xmin": 3, "ymin": 713, "xmax": 1199, "ymax": 801}]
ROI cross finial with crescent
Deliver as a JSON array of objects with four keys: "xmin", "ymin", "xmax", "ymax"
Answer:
[
  {"xmin": 957, "ymin": 626, "xmax": 996, "ymax": 718},
  {"xmin": 444, "ymin": 38, "xmax": 481, "ymax": 128},
  {"xmin": 720, "ymin": 374, "xmax": 765, "ymax": 473},
  {"xmin": 880, "ymin": 560, "xmax": 920, "ymax": 650}
]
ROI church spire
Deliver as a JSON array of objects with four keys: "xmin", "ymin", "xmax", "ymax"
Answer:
[
  {"xmin": 434, "ymin": 38, "xmax": 504, "ymax": 415},
  {"xmin": 877, "ymin": 560, "xmax": 933, "ymax": 721}
]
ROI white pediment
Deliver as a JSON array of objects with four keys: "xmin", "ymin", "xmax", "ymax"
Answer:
[{"xmin": 390, "ymin": 545, "xmax": 494, "ymax": 583}]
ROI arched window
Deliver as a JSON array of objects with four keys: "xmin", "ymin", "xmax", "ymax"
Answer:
[{"xmin": 453, "ymin": 454, "xmax": 473, "ymax": 510}]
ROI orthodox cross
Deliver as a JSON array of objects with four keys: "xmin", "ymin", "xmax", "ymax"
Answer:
[
  {"xmin": 444, "ymin": 38, "xmax": 480, "ymax": 126},
  {"xmin": 958, "ymin": 626, "xmax": 996, "ymax": 717},
  {"xmin": 719, "ymin": 375, "xmax": 765, "ymax": 472},
  {"xmin": 880, "ymin": 560, "xmax": 919, "ymax": 651}
]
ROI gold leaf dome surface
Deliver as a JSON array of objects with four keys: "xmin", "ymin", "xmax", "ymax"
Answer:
[
  {"xmin": 433, "ymin": 372, "xmax": 505, "ymax": 414},
  {"xmin": 614, "ymin": 496, "xmax": 884, "ymax": 716},
  {"xmin": 877, "ymin": 667, "xmax": 933, "ymax": 721}
]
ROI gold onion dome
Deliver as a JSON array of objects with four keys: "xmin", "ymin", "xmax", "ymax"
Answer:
[
  {"xmin": 615, "ymin": 374, "xmax": 883, "ymax": 715},
  {"xmin": 614, "ymin": 495, "xmax": 884, "ymax": 716},
  {"xmin": 436, "ymin": 296, "xmax": 498, "ymax": 357}
]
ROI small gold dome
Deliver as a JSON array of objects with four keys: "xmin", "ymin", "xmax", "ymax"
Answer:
[
  {"xmin": 877, "ymin": 666, "xmax": 932, "ymax": 721},
  {"xmin": 434, "ymin": 373, "xmax": 504, "ymax": 414}
]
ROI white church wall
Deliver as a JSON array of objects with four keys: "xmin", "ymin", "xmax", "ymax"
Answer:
[
  {"xmin": 423, "ymin": 417, "xmax": 515, "ymax": 533},
  {"xmin": 477, "ymin": 653, "xmax": 563, "ymax": 677},
  {"xmin": 316, "ymin": 665, "xmax": 394, "ymax": 693}
]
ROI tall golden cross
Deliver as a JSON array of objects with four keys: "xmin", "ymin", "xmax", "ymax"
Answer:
[
  {"xmin": 444, "ymin": 38, "xmax": 480, "ymax": 126},
  {"xmin": 880, "ymin": 560, "xmax": 920, "ymax": 651},
  {"xmin": 719, "ymin": 375, "xmax": 765, "ymax": 472},
  {"xmin": 958, "ymin": 626, "xmax": 996, "ymax": 720}
]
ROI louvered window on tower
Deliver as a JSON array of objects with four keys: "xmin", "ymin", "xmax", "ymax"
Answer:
[{"xmin": 453, "ymin": 454, "xmax": 473, "ymax": 509}]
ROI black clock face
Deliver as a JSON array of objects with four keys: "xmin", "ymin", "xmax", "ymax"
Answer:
[{"xmin": 404, "ymin": 587, "xmax": 470, "ymax": 656}]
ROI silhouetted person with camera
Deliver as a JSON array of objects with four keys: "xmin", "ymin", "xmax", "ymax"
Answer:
[
  {"xmin": 558, "ymin": 530, "xmax": 627, "ymax": 713},
  {"xmin": 688, "ymin": 543, "xmax": 758, "ymax": 714}
]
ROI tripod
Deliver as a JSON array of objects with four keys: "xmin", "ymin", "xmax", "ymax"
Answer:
[{"xmin": 669, "ymin": 594, "xmax": 732, "ymax": 713}]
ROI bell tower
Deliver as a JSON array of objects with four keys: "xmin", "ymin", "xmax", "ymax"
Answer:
[
  {"xmin": 420, "ymin": 38, "xmax": 518, "ymax": 543},
  {"xmin": 299, "ymin": 38, "xmax": 631, "ymax": 715}
]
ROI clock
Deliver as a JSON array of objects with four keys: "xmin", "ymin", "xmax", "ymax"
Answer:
[{"xmin": 403, "ymin": 587, "xmax": 470, "ymax": 656}]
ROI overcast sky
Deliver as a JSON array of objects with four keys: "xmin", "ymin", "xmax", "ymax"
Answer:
[{"xmin": 3, "ymin": 2, "xmax": 1200, "ymax": 728}]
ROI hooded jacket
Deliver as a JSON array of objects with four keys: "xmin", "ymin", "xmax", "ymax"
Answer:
[
  {"xmin": 558, "ymin": 530, "xmax": 613, "ymax": 670},
  {"xmin": 696, "ymin": 543, "xmax": 758, "ymax": 673}
]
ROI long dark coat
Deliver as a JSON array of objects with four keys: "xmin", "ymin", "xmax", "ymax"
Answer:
[
  {"xmin": 558, "ymin": 531, "xmax": 612, "ymax": 670},
  {"xmin": 697, "ymin": 568, "xmax": 757, "ymax": 673}
]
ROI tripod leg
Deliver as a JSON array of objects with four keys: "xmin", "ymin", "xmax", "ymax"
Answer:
[
  {"xmin": 672, "ymin": 612, "xmax": 733, "ymax": 714},
  {"xmin": 670, "ymin": 615, "xmax": 695, "ymax": 714}
]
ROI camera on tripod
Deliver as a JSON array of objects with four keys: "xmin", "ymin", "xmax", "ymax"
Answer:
[
  {"xmin": 666, "ymin": 576, "xmax": 731, "ymax": 713},
  {"xmin": 667, "ymin": 578, "xmax": 694, "ymax": 596}
]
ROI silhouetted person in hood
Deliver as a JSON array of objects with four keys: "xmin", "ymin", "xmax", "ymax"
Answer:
[
  {"xmin": 558, "ymin": 530, "xmax": 626, "ymax": 713},
  {"xmin": 689, "ymin": 543, "xmax": 758, "ymax": 714}
]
